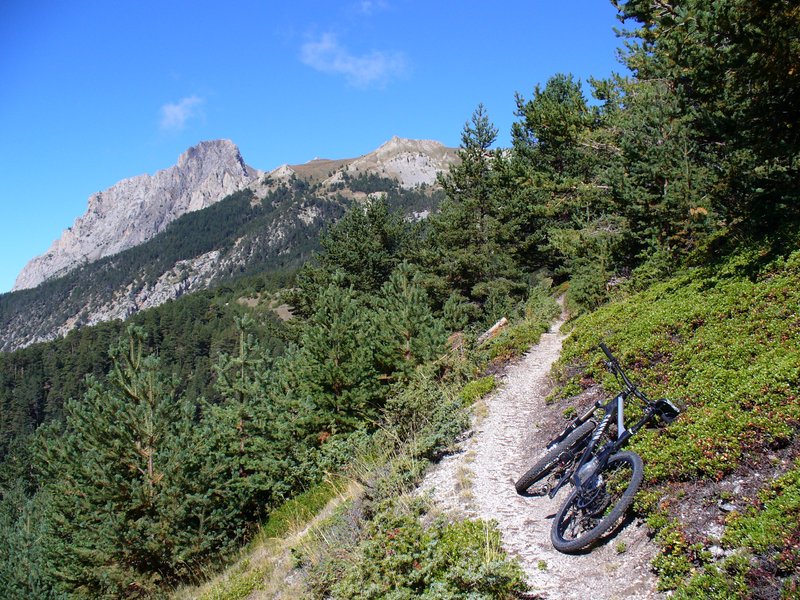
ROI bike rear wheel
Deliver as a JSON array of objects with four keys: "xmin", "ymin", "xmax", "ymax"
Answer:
[
  {"xmin": 515, "ymin": 420, "xmax": 595, "ymax": 495},
  {"xmin": 550, "ymin": 450, "xmax": 643, "ymax": 553}
]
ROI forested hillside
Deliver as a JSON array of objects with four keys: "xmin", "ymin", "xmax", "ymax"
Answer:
[
  {"xmin": 0, "ymin": 173, "xmax": 441, "ymax": 351},
  {"xmin": 1, "ymin": 0, "xmax": 798, "ymax": 597}
]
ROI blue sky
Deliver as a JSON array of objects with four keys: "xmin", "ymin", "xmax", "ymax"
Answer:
[{"xmin": 0, "ymin": 0, "xmax": 625, "ymax": 293}]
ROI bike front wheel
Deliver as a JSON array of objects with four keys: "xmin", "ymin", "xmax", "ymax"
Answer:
[
  {"xmin": 550, "ymin": 450, "xmax": 644, "ymax": 553},
  {"xmin": 515, "ymin": 420, "xmax": 596, "ymax": 495}
]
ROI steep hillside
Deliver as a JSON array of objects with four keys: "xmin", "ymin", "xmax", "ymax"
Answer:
[
  {"xmin": 549, "ymin": 245, "xmax": 800, "ymax": 596},
  {"xmin": 13, "ymin": 140, "xmax": 262, "ymax": 291},
  {"xmin": 0, "ymin": 174, "xmax": 442, "ymax": 351},
  {"xmin": 0, "ymin": 275, "xmax": 287, "ymax": 459}
]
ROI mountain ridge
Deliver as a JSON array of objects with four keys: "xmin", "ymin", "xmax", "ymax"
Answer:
[
  {"xmin": 1, "ymin": 138, "xmax": 454, "ymax": 351},
  {"xmin": 14, "ymin": 136, "xmax": 456, "ymax": 292},
  {"xmin": 13, "ymin": 139, "xmax": 262, "ymax": 291}
]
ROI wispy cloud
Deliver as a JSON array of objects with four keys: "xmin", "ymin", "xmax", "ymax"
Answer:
[
  {"xmin": 300, "ymin": 33, "xmax": 406, "ymax": 88},
  {"xmin": 357, "ymin": 0, "xmax": 388, "ymax": 15},
  {"xmin": 159, "ymin": 96, "xmax": 204, "ymax": 131}
]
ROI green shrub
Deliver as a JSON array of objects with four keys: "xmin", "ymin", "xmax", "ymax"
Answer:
[
  {"xmin": 329, "ymin": 499, "xmax": 527, "ymax": 599},
  {"xmin": 672, "ymin": 555, "xmax": 750, "ymax": 600},
  {"xmin": 650, "ymin": 519, "xmax": 697, "ymax": 590},
  {"xmin": 568, "ymin": 258, "xmax": 609, "ymax": 312},
  {"xmin": 488, "ymin": 321, "xmax": 549, "ymax": 361},
  {"xmin": 459, "ymin": 376, "xmax": 497, "ymax": 404},
  {"xmin": 724, "ymin": 463, "xmax": 800, "ymax": 554},
  {"xmin": 255, "ymin": 481, "xmax": 342, "ymax": 542},
  {"xmin": 524, "ymin": 285, "xmax": 561, "ymax": 323},
  {"xmin": 381, "ymin": 366, "xmax": 471, "ymax": 464},
  {"xmin": 197, "ymin": 561, "xmax": 271, "ymax": 600}
]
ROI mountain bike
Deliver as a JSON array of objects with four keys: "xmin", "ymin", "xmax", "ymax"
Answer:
[{"xmin": 515, "ymin": 343, "xmax": 680, "ymax": 553}]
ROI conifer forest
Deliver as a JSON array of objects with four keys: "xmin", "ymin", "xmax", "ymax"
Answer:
[{"xmin": 1, "ymin": 2, "xmax": 799, "ymax": 597}]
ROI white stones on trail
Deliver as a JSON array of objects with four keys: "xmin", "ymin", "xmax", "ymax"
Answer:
[{"xmin": 418, "ymin": 311, "xmax": 663, "ymax": 600}]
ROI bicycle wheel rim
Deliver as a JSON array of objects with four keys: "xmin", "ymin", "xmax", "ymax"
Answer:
[{"xmin": 550, "ymin": 451, "xmax": 643, "ymax": 553}]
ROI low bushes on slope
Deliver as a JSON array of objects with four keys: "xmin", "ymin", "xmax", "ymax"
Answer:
[{"xmin": 553, "ymin": 247, "xmax": 800, "ymax": 596}]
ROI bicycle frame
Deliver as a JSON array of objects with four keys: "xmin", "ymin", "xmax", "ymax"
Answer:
[
  {"xmin": 547, "ymin": 387, "xmax": 657, "ymax": 499},
  {"xmin": 545, "ymin": 343, "xmax": 670, "ymax": 500},
  {"xmin": 515, "ymin": 343, "xmax": 681, "ymax": 552}
]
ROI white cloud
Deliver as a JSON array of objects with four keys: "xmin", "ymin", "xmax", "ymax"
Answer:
[
  {"xmin": 159, "ymin": 96, "xmax": 203, "ymax": 131},
  {"xmin": 300, "ymin": 33, "xmax": 406, "ymax": 88},
  {"xmin": 357, "ymin": 0, "xmax": 388, "ymax": 15}
]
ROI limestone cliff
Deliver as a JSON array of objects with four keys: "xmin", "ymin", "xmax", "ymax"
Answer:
[{"xmin": 13, "ymin": 140, "xmax": 261, "ymax": 290}]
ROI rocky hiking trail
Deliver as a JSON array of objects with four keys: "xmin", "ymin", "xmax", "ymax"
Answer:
[{"xmin": 419, "ymin": 306, "xmax": 662, "ymax": 600}]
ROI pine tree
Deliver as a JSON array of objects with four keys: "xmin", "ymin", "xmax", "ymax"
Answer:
[
  {"xmin": 319, "ymin": 197, "xmax": 413, "ymax": 294},
  {"xmin": 509, "ymin": 74, "xmax": 621, "ymax": 306},
  {"xmin": 0, "ymin": 437, "xmax": 55, "ymax": 599},
  {"xmin": 285, "ymin": 283, "xmax": 380, "ymax": 437},
  {"xmin": 289, "ymin": 197, "xmax": 415, "ymax": 319},
  {"xmin": 429, "ymin": 104, "xmax": 522, "ymax": 303},
  {"xmin": 614, "ymin": 0, "xmax": 800, "ymax": 232},
  {"xmin": 34, "ymin": 327, "xmax": 230, "ymax": 596},
  {"xmin": 604, "ymin": 76, "xmax": 715, "ymax": 256},
  {"xmin": 199, "ymin": 315, "xmax": 292, "ymax": 519},
  {"xmin": 373, "ymin": 264, "xmax": 446, "ymax": 382},
  {"xmin": 512, "ymin": 73, "xmax": 594, "ymax": 180}
]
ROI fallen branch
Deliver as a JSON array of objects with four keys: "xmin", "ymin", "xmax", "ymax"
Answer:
[{"xmin": 477, "ymin": 317, "xmax": 508, "ymax": 346}]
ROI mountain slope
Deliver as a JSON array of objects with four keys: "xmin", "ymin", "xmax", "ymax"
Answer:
[
  {"xmin": 2, "ymin": 137, "xmax": 455, "ymax": 351},
  {"xmin": 13, "ymin": 140, "xmax": 262, "ymax": 291}
]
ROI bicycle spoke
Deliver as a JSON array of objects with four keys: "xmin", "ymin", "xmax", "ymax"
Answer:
[{"xmin": 552, "ymin": 451, "xmax": 644, "ymax": 552}]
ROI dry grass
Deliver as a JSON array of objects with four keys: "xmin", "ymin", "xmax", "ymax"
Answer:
[{"xmin": 171, "ymin": 480, "xmax": 358, "ymax": 600}]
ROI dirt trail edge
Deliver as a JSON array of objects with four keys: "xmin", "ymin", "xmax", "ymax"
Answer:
[{"xmin": 419, "ymin": 305, "xmax": 662, "ymax": 600}]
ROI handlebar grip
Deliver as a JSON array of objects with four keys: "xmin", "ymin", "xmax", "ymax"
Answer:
[{"xmin": 599, "ymin": 342, "xmax": 616, "ymax": 362}]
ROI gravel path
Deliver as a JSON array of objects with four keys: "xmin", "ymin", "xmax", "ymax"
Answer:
[{"xmin": 418, "ymin": 307, "xmax": 662, "ymax": 599}]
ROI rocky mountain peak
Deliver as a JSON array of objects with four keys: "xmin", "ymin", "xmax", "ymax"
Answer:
[
  {"xmin": 12, "ymin": 136, "xmax": 457, "ymax": 293},
  {"xmin": 378, "ymin": 135, "xmax": 446, "ymax": 155},
  {"xmin": 177, "ymin": 139, "xmax": 244, "ymax": 170},
  {"xmin": 344, "ymin": 136, "xmax": 457, "ymax": 188},
  {"xmin": 306, "ymin": 136, "xmax": 458, "ymax": 188},
  {"xmin": 12, "ymin": 140, "xmax": 261, "ymax": 291}
]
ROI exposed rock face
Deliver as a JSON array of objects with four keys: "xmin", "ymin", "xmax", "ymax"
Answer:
[
  {"xmin": 49, "ymin": 250, "xmax": 223, "ymax": 344},
  {"xmin": 345, "ymin": 136, "xmax": 457, "ymax": 188},
  {"xmin": 316, "ymin": 136, "xmax": 457, "ymax": 189},
  {"xmin": 276, "ymin": 136, "xmax": 458, "ymax": 192},
  {"xmin": 13, "ymin": 140, "xmax": 261, "ymax": 291}
]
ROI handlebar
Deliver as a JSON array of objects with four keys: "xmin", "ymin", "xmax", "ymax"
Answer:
[
  {"xmin": 599, "ymin": 342, "xmax": 615, "ymax": 363},
  {"xmin": 598, "ymin": 342, "xmax": 650, "ymax": 403}
]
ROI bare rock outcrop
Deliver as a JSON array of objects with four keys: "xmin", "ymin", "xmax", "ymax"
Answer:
[
  {"xmin": 329, "ymin": 136, "xmax": 458, "ymax": 189},
  {"xmin": 13, "ymin": 140, "xmax": 261, "ymax": 291}
]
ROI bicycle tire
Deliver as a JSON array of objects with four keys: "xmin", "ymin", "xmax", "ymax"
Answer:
[
  {"xmin": 550, "ymin": 450, "xmax": 643, "ymax": 553},
  {"xmin": 514, "ymin": 420, "xmax": 596, "ymax": 495}
]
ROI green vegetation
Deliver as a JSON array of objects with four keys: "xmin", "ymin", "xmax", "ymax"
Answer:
[
  {"xmin": 255, "ymin": 481, "xmax": 342, "ymax": 542},
  {"xmin": 552, "ymin": 245, "xmax": 800, "ymax": 595},
  {"xmin": 0, "ymin": 275, "xmax": 286, "ymax": 460},
  {"xmin": 328, "ymin": 500, "xmax": 525, "ymax": 599},
  {"xmin": 1, "ymin": 0, "xmax": 799, "ymax": 596},
  {"xmin": 458, "ymin": 376, "xmax": 496, "ymax": 405},
  {"xmin": 558, "ymin": 246, "xmax": 800, "ymax": 482}
]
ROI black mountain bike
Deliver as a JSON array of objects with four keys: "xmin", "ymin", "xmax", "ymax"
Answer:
[{"xmin": 515, "ymin": 343, "xmax": 680, "ymax": 553}]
